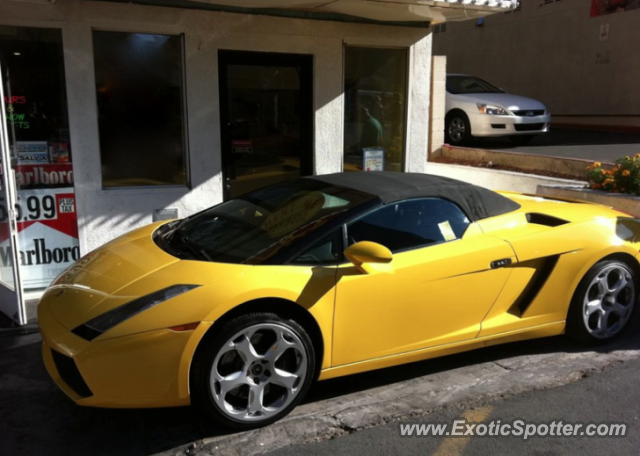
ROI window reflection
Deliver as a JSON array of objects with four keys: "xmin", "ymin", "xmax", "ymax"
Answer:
[
  {"xmin": 93, "ymin": 31, "xmax": 187, "ymax": 188},
  {"xmin": 225, "ymin": 64, "xmax": 302, "ymax": 198},
  {"xmin": 344, "ymin": 47, "xmax": 407, "ymax": 172}
]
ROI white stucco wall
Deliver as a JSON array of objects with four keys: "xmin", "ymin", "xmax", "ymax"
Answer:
[
  {"xmin": 432, "ymin": 0, "xmax": 640, "ymax": 126},
  {"xmin": 1, "ymin": 0, "xmax": 431, "ymax": 253}
]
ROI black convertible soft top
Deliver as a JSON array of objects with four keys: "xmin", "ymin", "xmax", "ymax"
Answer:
[{"xmin": 308, "ymin": 172, "xmax": 520, "ymax": 222}]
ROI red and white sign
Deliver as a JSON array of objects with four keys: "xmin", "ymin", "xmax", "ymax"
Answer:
[
  {"xmin": 16, "ymin": 164, "xmax": 73, "ymax": 187},
  {"xmin": 0, "ymin": 187, "xmax": 79, "ymax": 289},
  {"xmin": 0, "ymin": 163, "xmax": 74, "ymax": 189},
  {"xmin": 232, "ymin": 139, "xmax": 253, "ymax": 154}
]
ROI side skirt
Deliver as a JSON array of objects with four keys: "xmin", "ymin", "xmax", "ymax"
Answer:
[{"xmin": 317, "ymin": 322, "xmax": 565, "ymax": 381}]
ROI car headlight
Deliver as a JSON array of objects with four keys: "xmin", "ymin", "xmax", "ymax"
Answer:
[
  {"xmin": 477, "ymin": 104, "xmax": 509, "ymax": 115},
  {"xmin": 72, "ymin": 284, "xmax": 200, "ymax": 341}
]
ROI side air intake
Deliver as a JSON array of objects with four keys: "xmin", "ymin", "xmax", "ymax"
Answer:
[
  {"xmin": 508, "ymin": 255, "xmax": 560, "ymax": 317},
  {"xmin": 526, "ymin": 213, "xmax": 569, "ymax": 227}
]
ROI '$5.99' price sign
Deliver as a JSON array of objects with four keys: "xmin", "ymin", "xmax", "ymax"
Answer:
[
  {"xmin": 0, "ymin": 192, "xmax": 58, "ymax": 223},
  {"xmin": 0, "ymin": 187, "xmax": 80, "ymax": 289}
]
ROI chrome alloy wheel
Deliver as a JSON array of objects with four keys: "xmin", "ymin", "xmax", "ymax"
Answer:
[
  {"xmin": 448, "ymin": 117, "xmax": 467, "ymax": 143},
  {"xmin": 582, "ymin": 264, "xmax": 635, "ymax": 339},
  {"xmin": 209, "ymin": 323, "xmax": 308, "ymax": 422}
]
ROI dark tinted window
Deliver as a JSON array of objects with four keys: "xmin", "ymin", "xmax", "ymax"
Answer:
[
  {"xmin": 347, "ymin": 198, "xmax": 469, "ymax": 252},
  {"xmin": 93, "ymin": 31, "xmax": 187, "ymax": 187},
  {"xmin": 290, "ymin": 229, "xmax": 343, "ymax": 266},
  {"xmin": 157, "ymin": 179, "xmax": 373, "ymax": 264},
  {"xmin": 446, "ymin": 75, "xmax": 503, "ymax": 95}
]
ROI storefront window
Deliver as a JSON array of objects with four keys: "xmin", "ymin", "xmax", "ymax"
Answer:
[
  {"xmin": 93, "ymin": 31, "xmax": 187, "ymax": 188},
  {"xmin": 343, "ymin": 47, "xmax": 407, "ymax": 172},
  {"xmin": 0, "ymin": 26, "xmax": 80, "ymax": 293}
]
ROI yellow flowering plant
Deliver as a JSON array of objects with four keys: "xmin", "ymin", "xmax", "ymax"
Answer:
[{"xmin": 586, "ymin": 154, "xmax": 640, "ymax": 196}]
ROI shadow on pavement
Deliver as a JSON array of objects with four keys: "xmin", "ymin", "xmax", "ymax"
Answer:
[
  {"xmin": 0, "ymin": 334, "xmax": 221, "ymax": 456},
  {"xmin": 1, "ymin": 320, "xmax": 639, "ymax": 456}
]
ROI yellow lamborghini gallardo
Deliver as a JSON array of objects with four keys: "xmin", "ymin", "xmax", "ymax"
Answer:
[{"xmin": 39, "ymin": 172, "xmax": 640, "ymax": 429}]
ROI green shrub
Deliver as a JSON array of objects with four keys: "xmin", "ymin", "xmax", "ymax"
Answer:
[{"xmin": 586, "ymin": 154, "xmax": 640, "ymax": 196}]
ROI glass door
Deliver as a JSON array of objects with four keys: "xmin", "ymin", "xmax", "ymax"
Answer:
[
  {"xmin": 0, "ymin": 26, "xmax": 80, "ymax": 326},
  {"xmin": 0, "ymin": 58, "xmax": 25, "ymax": 326},
  {"xmin": 219, "ymin": 50, "xmax": 313, "ymax": 199}
]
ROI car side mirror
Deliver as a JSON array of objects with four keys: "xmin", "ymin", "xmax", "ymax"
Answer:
[{"xmin": 344, "ymin": 241, "xmax": 393, "ymax": 274}]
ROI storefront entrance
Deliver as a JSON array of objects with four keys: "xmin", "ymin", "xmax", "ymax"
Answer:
[
  {"xmin": 218, "ymin": 50, "xmax": 313, "ymax": 199},
  {"xmin": 0, "ymin": 27, "xmax": 79, "ymax": 326}
]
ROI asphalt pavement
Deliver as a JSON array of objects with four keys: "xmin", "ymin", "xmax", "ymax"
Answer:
[
  {"xmin": 264, "ymin": 358, "xmax": 640, "ymax": 456},
  {"xmin": 2, "ymin": 321, "xmax": 639, "ymax": 456},
  {"xmin": 469, "ymin": 128, "xmax": 640, "ymax": 163}
]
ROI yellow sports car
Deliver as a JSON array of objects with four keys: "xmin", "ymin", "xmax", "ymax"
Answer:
[{"xmin": 38, "ymin": 172, "xmax": 640, "ymax": 429}]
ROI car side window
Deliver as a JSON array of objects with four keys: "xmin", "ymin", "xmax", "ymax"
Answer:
[
  {"xmin": 346, "ymin": 198, "xmax": 470, "ymax": 253},
  {"xmin": 290, "ymin": 229, "xmax": 344, "ymax": 266}
]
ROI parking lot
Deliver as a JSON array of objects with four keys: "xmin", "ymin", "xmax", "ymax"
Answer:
[{"xmin": 466, "ymin": 128, "xmax": 640, "ymax": 163}]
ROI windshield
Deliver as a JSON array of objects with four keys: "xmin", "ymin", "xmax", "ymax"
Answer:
[
  {"xmin": 446, "ymin": 75, "xmax": 504, "ymax": 94},
  {"xmin": 158, "ymin": 178, "xmax": 374, "ymax": 264}
]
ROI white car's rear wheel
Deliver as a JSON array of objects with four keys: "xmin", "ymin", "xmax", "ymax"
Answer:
[
  {"xmin": 567, "ymin": 260, "xmax": 637, "ymax": 344},
  {"xmin": 192, "ymin": 312, "xmax": 316, "ymax": 429}
]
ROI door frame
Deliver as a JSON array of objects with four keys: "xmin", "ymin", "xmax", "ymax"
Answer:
[
  {"xmin": 0, "ymin": 58, "xmax": 26, "ymax": 326},
  {"xmin": 218, "ymin": 49, "xmax": 314, "ymax": 200}
]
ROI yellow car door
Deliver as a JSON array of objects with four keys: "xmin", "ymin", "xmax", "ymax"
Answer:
[{"xmin": 332, "ymin": 198, "xmax": 515, "ymax": 367}]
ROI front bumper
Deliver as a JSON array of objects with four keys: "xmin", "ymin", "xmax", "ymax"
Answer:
[
  {"xmin": 39, "ymin": 299, "xmax": 211, "ymax": 408},
  {"xmin": 470, "ymin": 112, "xmax": 551, "ymax": 137}
]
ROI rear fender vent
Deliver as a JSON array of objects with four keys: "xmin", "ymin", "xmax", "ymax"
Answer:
[
  {"xmin": 508, "ymin": 255, "xmax": 560, "ymax": 317},
  {"xmin": 526, "ymin": 213, "xmax": 569, "ymax": 227}
]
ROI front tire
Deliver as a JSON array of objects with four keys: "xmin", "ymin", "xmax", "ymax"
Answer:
[
  {"xmin": 191, "ymin": 312, "xmax": 316, "ymax": 429},
  {"xmin": 445, "ymin": 112, "xmax": 472, "ymax": 146},
  {"xmin": 567, "ymin": 260, "xmax": 637, "ymax": 344}
]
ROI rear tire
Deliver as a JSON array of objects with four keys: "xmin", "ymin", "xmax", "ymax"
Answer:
[
  {"xmin": 191, "ymin": 312, "xmax": 316, "ymax": 430},
  {"xmin": 445, "ymin": 112, "xmax": 472, "ymax": 146},
  {"xmin": 566, "ymin": 260, "xmax": 637, "ymax": 345}
]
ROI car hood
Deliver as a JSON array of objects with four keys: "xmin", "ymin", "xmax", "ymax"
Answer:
[
  {"xmin": 452, "ymin": 93, "xmax": 546, "ymax": 111},
  {"xmin": 43, "ymin": 222, "xmax": 247, "ymax": 331}
]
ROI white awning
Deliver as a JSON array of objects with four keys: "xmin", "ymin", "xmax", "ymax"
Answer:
[{"xmin": 159, "ymin": 0, "xmax": 518, "ymax": 24}]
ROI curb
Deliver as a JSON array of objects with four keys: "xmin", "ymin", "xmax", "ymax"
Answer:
[{"xmin": 183, "ymin": 334, "xmax": 640, "ymax": 456}]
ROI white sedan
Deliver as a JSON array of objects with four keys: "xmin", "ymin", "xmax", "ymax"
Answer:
[{"xmin": 445, "ymin": 74, "xmax": 551, "ymax": 146}]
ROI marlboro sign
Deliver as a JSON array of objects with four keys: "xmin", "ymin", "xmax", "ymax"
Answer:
[
  {"xmin": 0, "ymin": 163, "xmax": 74, "ymax": 189},
  {"xmin": 0, "ymin": 187, "xmax": 80, "ymax": 289}
]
